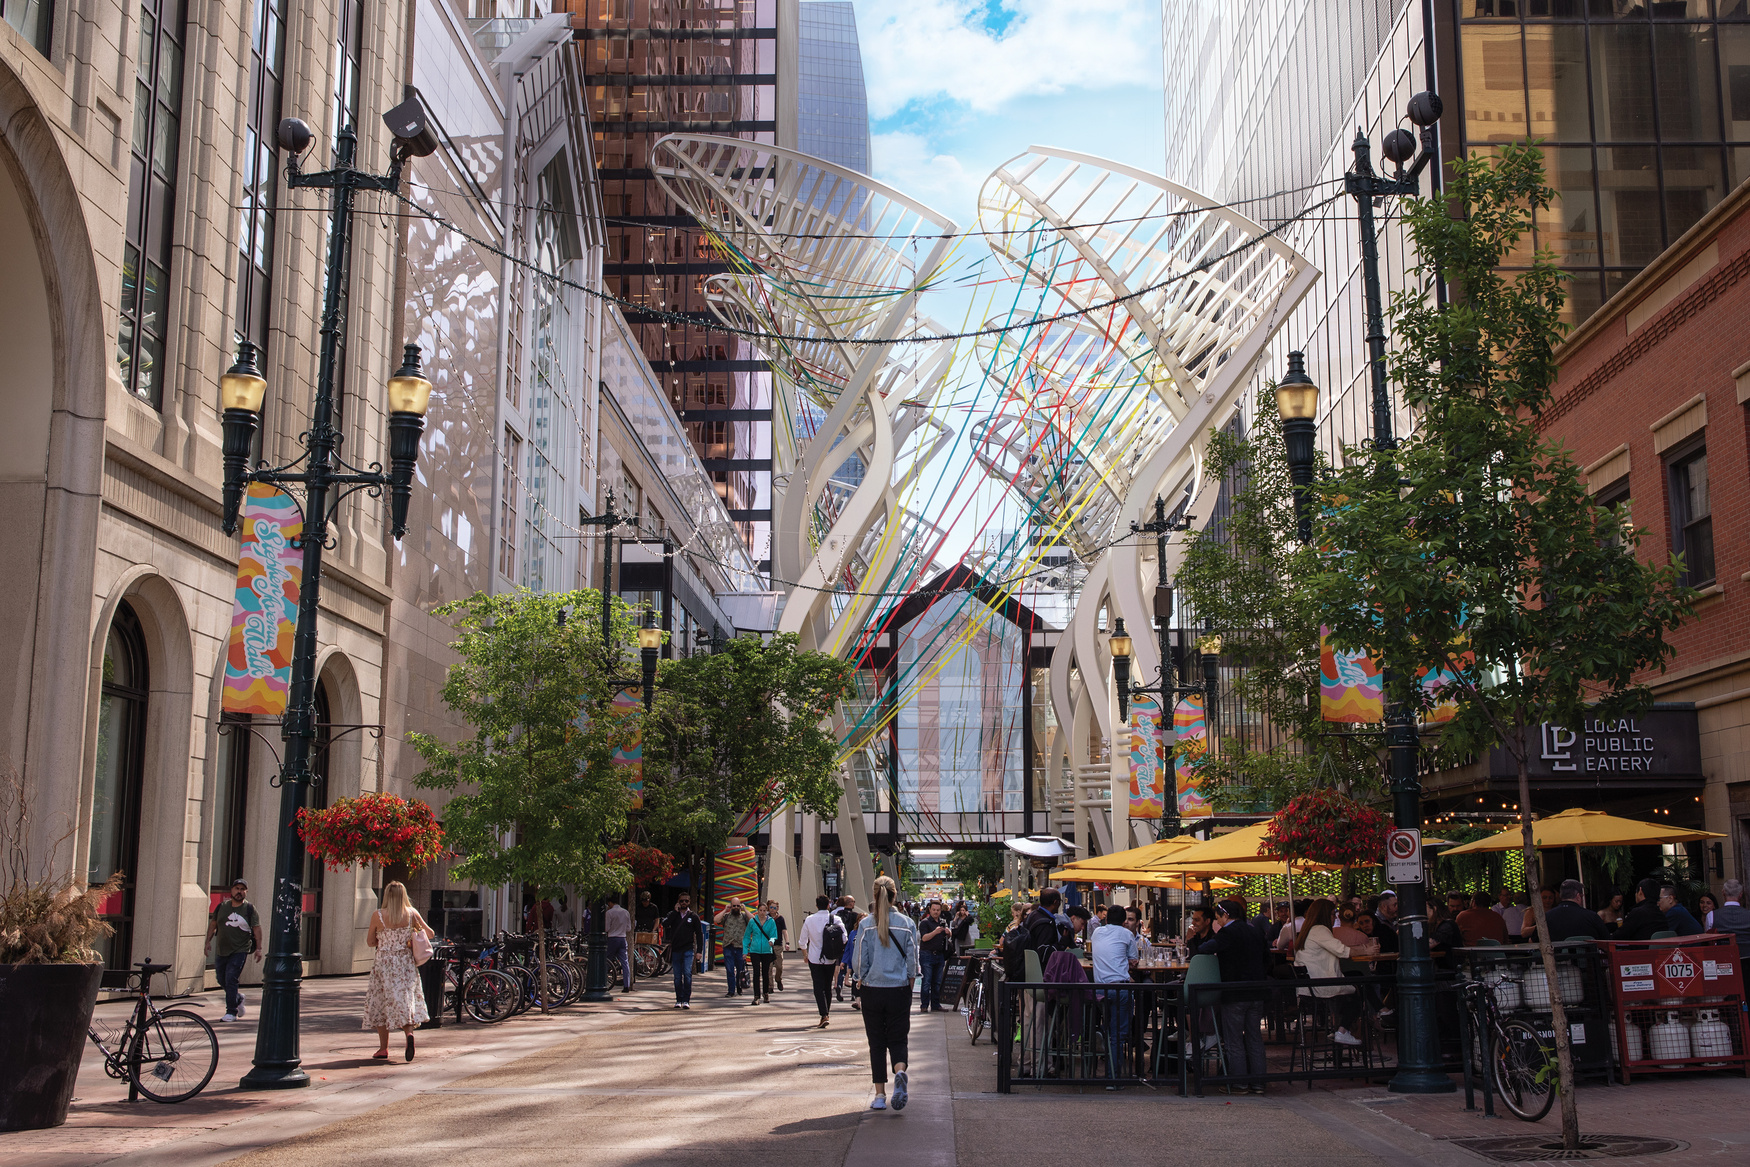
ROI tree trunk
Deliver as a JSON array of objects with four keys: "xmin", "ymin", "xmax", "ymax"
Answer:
[
  {"xmin": 536, "ymin": 914, "xmax": 551, "ymax": 1014},
  {"xmin": 1517, "ymin": 752, "xmax": 1579, "ymax": 1149}
]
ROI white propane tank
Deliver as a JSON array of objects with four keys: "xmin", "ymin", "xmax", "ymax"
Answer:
[
  {"xmin": 1649, "ymin": 1011, "xmax": 1692, "ymax": 1068},
  {"xmin": 1691, "ymin": 1008, "xmax": 1733, "ymax": 1065},
  {"xmin": 1522, "ymin": 963, "xmax": 1585, "ymax": 1008},
  {"xmin": 1608, "ymin": 1019, "xmax": 1645, "ymax": 1064},
  {"xmin": 1491, "ymin": 974, "xmax": 1523, "ymax": 1011}
]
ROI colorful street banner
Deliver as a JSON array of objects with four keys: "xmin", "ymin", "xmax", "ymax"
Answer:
[
  {"xmin": 1174, "ymin": 694, "xmax": 1210, "ymax": 818},
  {"xmin": 221, "ymin": 483, "xmax": 302, "ymax": 715},
  {"xmin": 712, "ymin": 842, "xmax": 759, "ymax": 959},
  {"xmin": 1127, "ymin": 691, "xmax": 1165, "ymax": 819},
  {"xmin": 1320, "ymin": 624, "xmax": 1384, "ymax": 723},
  {"xmin": 610, "ymin": 687, "xmax": 644, "ymax": 809},
  {"xmin": 1416, "ymin": 635, "xmax": 1473, "ymax": 725}
]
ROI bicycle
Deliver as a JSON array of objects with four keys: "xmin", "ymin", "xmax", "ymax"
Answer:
[
  {"xmin": 436, "ymin": 941, "xmax": 520, "ymax": 1023},
  {"xmin": 1461, "ymin": 976, "xmax": 1557, "ymax": 1122},
  {"xmin": 965, "ymin": 957, "xmax": 990, "ymax": 1043},
  {"xmin": 86, "ymin": 960, "xmax": 219, "ymax": 1103}
]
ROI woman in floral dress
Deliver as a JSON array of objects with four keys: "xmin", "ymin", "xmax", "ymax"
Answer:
[{"xmin": 364, "ymin": 881, "xmax": 435, "ymax": 1061}]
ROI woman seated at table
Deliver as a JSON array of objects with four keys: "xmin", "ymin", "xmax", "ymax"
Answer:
[
  {"xmin": 1294, "ymin": 900, "xmax": 1379, "ymax": 1047},
  {"xmin": 1332, "ymin": 906, "xmax": 1370, "ymax": 948}
]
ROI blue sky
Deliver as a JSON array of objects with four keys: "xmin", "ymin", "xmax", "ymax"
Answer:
[{"xmin": 840, "ymin": 0, "xmax": 1166, "ymax": 562}]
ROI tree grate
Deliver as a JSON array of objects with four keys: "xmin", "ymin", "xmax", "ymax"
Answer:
[{"xmin": 1448, "ymin": 1134, "xmax": 1685, "ymax": 1162}]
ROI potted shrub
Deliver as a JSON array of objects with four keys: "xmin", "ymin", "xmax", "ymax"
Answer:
[{"xmin": 0, "ymin": 858, "xmax": 118, "ymax": 1131}]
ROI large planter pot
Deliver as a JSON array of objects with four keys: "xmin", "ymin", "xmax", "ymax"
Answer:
[{"xmin": 0, "ymin": 962, "xmax": 103, "ymax": 1131}]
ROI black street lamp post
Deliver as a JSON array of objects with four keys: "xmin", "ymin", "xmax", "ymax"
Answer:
[
  {"xmin": 1277, "ymin": 90, "xmax": 1454, "ymax": 1095},
  {"xmin": 223, "ymin": 103, "xmax": 440, "ymax": 1090},
  {"xmin": 574, "ymin": 494, "xmax": 666, "ymax": 1001},
  {"xmin": 1108, "ymin": 496, "xmax": 1202, "ymax": 841}
]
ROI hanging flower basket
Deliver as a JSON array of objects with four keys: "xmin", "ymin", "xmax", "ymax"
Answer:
[
  {"xmin": 1265, "ymin": 789, "xmax": 1392, "ymax": 867},
  {"xmin": 606, "ymin": 843, "xmax": 676, "ymax": 888},
  {"xmin": 296, "ymin": 792, "xmax": 447, "ymax": 873}
]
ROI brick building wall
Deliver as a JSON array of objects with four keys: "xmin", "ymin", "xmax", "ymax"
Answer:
[{"xmin": 1544, "ymin": 178, "xmax": 1750, "ymax": 890}]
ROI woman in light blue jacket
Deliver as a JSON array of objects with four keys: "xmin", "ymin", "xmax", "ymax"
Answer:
[{"xmin": 853, "ymin": 875, "xmax": 920, "ymax": 1112}]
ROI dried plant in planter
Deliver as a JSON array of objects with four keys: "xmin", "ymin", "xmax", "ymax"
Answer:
[{"xmin": 1, "ymin": 769, "xmax": 116, "ymax": 965}]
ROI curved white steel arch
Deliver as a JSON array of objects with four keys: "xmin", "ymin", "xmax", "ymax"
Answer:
[
  {"xmin": 976, "ymin": 149, "xmax": 1317, "ymax": 855},
  {"xmin": 651, "ymin": 135, "xmax": 961, "ymax": 921}
]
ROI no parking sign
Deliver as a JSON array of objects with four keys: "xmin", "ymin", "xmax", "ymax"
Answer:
[{"xmin": 1385, "ymin": 828, "xmax": 1423, "ymax": 884}]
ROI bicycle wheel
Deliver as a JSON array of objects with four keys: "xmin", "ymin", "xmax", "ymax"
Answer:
[
  {"xmin": 635, "ymin": 944, "xmax": 660, "ymax": 978},
  {"xmin": 130, "ymin": 1009, "xmax": 218, "ymax": 1103},
  {"xmin": 967, "ymin": 981, "xmax": 986, "ymax": 1043},
  {"xmin": 463, "ymin": 969, "xmax": 520, "ymax": 1023},
  {"xmin": 1493, "ymin": 1020, "xmax": 1556, "ymax": 1122}
]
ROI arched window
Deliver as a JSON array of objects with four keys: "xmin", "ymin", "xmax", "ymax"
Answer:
[{"xmin": 90, "ymin": 602, "xmax": 149, "ymax": 968}]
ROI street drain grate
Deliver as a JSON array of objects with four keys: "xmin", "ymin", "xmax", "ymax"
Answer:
[{"xmin": 1449, "ymin": 1135, "xmax": 1686, "ymax": 1162}]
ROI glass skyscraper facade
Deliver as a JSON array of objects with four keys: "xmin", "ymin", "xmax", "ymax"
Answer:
[
  {"xmin": 1163, "ymin": 0, "xmax": 1750, "ymax": 454},
  {"xmin": 798, "ymin": 1, "xmax": 871, "ymax": 173},
  {"xmin": 564, "ymin": 0, "xmax": 787, "ymax": 570}
]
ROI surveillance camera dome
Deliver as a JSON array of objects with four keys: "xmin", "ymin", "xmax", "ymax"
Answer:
[{"xmin": 277, "ymin": 117, "xmax": 313, "ymax": 155}]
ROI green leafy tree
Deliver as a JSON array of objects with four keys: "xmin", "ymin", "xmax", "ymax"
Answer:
[
  {"xmin": 640, "ymin": 633, "xmax": 854, "ymax": 889},
  {"xmin": 412, "ymin": 589, "xmax": 643, "ymax": 1007},
  {"xmin": 946, "ymin": 848, "xmax": 1004, "ymax": 897},
  {"xmin": 1311, "ymin": 143, "xmax": 1693, "ymax": 1148},
  {"xmin": 1173, "ymin": 388, "xmax": 1383, "ymax": 811}
]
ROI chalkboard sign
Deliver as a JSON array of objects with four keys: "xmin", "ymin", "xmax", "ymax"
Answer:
[{"xmin": 938, "ymin": 958, "xmax": 968, "ymax": 1003}]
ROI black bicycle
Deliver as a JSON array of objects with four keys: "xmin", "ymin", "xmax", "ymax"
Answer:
[
  {"xmin": 87, "ymin": 960, "xmax": 219, "ymax": 1103},
  {"xmin": 1461, "ymin": 976, "xmax": 1557, "ymax": 1122}
]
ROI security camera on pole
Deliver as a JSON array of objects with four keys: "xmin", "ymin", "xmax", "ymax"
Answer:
[{"xmin": 223, "ymin": 97, "xmax": 441, "ymax": 1090}]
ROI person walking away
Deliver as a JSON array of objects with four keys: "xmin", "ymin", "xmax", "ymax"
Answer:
[
  {"xmin": 715, "ymin": 898, "xmax": 750, "ymax": 997},
  {"xmin": 1199, "ymin": 898, "xmax": 1270, "ymax": 1093},
  {"xmin": 1090, "ymin": 904, "xmax": 1139, "ymax": 1088},
  {"xmin": 918, "ymin": 901, "xmax": 952, "ymax": 1012},
  {"xmin": 853, "ymin": 875, "xmax": 919, "ymax": 1111},
  {"xmin": 604, "ymin": 895, "xmax": 634, "ymax": 992},
  {"xmin": 799, "ymin": 894, "xmax": 845, "ymax": 1027},
  {"xmin": 744, "ymin": 903, "xmax": 780, "ymax": 1003},
  {"xmin": 1712, "ymin": 880, "xmax": 1750, "ymax": 958},
  {"xmin": 662, "ymin": 895, "xmax": 704, "ymax": 1008},
  {"xmin": 1456, "ymin": 891, "xmax": 1510, "ymax": 946},
  {"xmin": 1293, "ymin": 899, "xmax": 1377, "ymax": 1048},
  {"xmin": 1543, "ymin": 880, "xmax": 1609, "ymax": 943},
  {"xmin": 205, "ymin": 879, "xmax": 262, "ymax": 1022},
  {"xmin": 1616, "ymin": 878, "xmax": 1672, "ymax": 941},
  {"xmin": 767, "ymin": 899, "xmax": 789, "ymax": 991},
  {"xmin": 363, "ymin": 881, "xmax": 434, "ymax": 1061},
  {"xmin": 834, "ymin": 895, "xmax": 863, "ymax": 1010}
]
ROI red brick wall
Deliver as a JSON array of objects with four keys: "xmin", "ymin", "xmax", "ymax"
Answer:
[{"xmin": 1542, "ymin": 211, "xmax": 1750, "ymax": 687}]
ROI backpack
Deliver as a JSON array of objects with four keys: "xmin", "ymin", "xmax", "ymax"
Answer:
[
  {"xmin": 999, "ymin": 923, "xmax": 1032, "ymax": 982},
  {"xmin": 819, "ymin": 913, "xmax": 847, "ymax": 962}
]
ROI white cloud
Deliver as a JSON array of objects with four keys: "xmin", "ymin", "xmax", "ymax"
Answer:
[
  {"xmin": 870, "ymin": 130, "xmax": 980, "ymax": 221},
  {"xmin": 852, "ymin": 0, "xmax": 1159, "ymax": 119}
]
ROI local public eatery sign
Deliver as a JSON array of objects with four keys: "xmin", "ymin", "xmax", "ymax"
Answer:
[{"xmin": 1487, "ymin": 705, "xmax": 1702, "ymax": 786}]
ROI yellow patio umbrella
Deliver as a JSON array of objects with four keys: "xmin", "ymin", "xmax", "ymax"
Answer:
[
  {"xmin": 1053, "ymin": 835, "xmax": 1201, "ymax": 878},
  {"xmin": 1438, "ymin": 808, "xmax": 1724, "ymax": 855}
]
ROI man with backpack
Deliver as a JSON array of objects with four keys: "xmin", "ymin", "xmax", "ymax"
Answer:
[{"xmin": 798, "ymin": 894, "xmax": 845, "ymax": 1028}]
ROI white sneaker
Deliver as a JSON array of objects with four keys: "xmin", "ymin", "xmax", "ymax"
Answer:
[
  {"xmin": 235, "ymin": 1003, "xmax": 246, "ymax": 1019},
  {"xmin": 221, "ymin": 1013, "xmax": 236, "ymax": 1022},
  {"xmin": 1334, "ymin": 1028, "xmax": 1362, "ymax": 1047}
]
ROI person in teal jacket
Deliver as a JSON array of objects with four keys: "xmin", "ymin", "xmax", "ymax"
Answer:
[{"xmin": 743, "ymin": 902, "xmax": 781, "ymax": 1004}]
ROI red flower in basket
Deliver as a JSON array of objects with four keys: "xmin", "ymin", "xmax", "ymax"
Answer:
[
  {"xmin": 606, "ymin": 843, "xmax": 676, "ymax": 888},
  {"xmin": 296, "ymin": 792, "xmax": 447, "ymax": 873},
  {"xmin": 1265, "ymin": 789, "xmax": 1392, "ymax": 868}
]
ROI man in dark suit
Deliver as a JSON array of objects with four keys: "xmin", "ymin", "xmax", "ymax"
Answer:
[
  {"xmin": 1543, "ymin": 879, "xmax": 1609, "ymax": 943},
  {"xmin": 1616, "ymin": 878, "xmax": 1671, "ymax": 942}
]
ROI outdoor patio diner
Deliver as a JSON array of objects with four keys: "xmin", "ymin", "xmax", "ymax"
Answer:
[{"xmin": 976, "ymin": 809, "xmax": 1750, "ymax": 1108}]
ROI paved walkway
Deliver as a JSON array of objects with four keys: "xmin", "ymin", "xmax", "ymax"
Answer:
[{"xmin": 6, "ymin": 968, "xmax": 1749, "ymax": 1166}]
